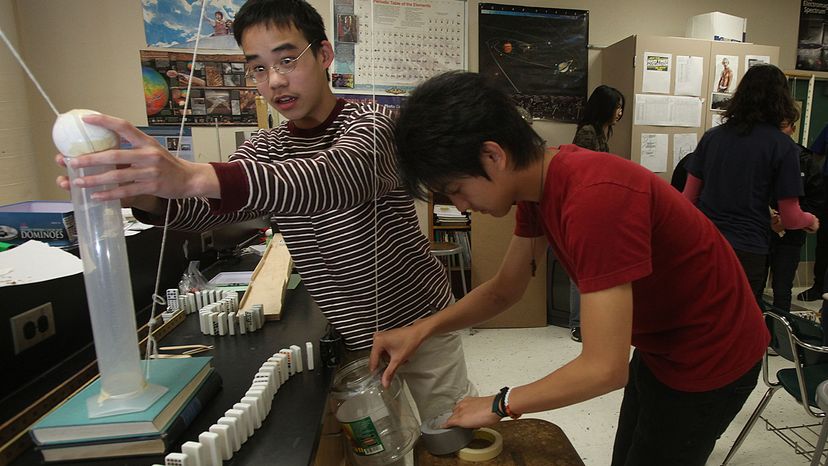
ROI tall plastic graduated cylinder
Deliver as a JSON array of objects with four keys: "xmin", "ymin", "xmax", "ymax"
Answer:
[{"xmin": 53, "ymin": 109, "xmax": 166, "ymax": 418}]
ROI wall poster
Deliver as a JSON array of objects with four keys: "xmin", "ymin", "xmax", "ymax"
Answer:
[
  {"xmin": 331, "ymin": 0, "xmax": 467, "ymax": 95},
  {"xmin": 478, "ymin": 3, "xmax": 588, "ymax": 122},
  {"xmin": 797, "ymin": 0, "xmax": 828, "ymax": 71},
  {"xmin": 142, "ymin": 0, "xmax": 244, "ymax": 50},
  {"xmin": 140, "ymin": 50, "xmax": 258, "ymax": 126}
]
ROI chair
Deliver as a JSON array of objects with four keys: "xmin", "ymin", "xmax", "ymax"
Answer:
[
  {"xmin": 429, "ymin": 241, "xmax": 468, "ymax": 298},
  {"xmin": 721, "ymin": 307, "xmax": 828, "ymax": 465},
  {"xmin": 812, "ymin": 380, "xmax": 828, "ymax": 466}
]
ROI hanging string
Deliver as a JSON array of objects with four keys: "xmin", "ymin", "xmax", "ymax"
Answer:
[
  {"xmin": 144, "ymin": 0, "xmax": 209, "ymax": 379},
  {"xmin": 0, "ymin": 26, "xmax": 60, "ymax": 116},
  {"xmin": 370, "ymin": 0, "xmax": 380, "ymax": 336}
]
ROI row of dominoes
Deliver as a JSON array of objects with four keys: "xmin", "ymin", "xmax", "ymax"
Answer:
[
  {"xmin": 157, "ymin": 343, "xmax": 315, "ymax": 466},
  {"xmin": 198, "ymin": 303, "xmax": 264, "ymax": 336},
  {"xmin": 165, "ymin": 289, "xmax": 238, "ymax": 316}
]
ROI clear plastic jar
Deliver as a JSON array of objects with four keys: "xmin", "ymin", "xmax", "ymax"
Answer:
[{"xmin": 331, "ymin": 358, "xmax": 419, "ymax": 465}]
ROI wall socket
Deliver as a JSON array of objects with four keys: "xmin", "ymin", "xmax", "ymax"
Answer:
[{"xmin": 10, "ymin": 302, "xmax": 56, "ymax": 355}]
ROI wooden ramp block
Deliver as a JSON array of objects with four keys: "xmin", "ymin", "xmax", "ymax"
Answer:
[{"xmin": 238, "ymin": 233, "xmax": 293, "ymax": 321}]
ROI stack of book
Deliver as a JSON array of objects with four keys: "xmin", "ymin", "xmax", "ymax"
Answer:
[
  {"xmin": 433, "ymin": 204, "xmax": 470, "ymax": 225},
  {"xmin": 30, "ymin": 357, "xmax": 221, "ymax": 462}
]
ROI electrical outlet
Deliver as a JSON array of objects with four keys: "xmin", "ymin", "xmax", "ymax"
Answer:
[{"xmin": 10, "ymin": 302, "xmax": 56, "ymax": 355}]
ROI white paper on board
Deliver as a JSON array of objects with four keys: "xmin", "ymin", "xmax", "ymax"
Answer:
[
  {"xmin": 745, "ymin": 55, "xmax": 770, "ymax": 70},
  {"xmin": 634, "ymin": 95, "xmax": 702, "ymax": 127},
  {"xmin": 640, "ymin": 133, "xmax": 668, "ymax": 173},
  {"xmin": 671, "ymin": 96, "xmax": 703, "ymax": 127},
  {"xmin": 673, "ymin": 133, "xmax": 698, "ymax": 169},
  {"xmin": 642, "ymin": 52, "xmax": 672, "ymax": 94},
  {"xmin": 675, "ymin": 55, "xmax": 704, "ymax": 97}
]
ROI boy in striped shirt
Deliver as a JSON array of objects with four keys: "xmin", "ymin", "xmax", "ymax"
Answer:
[{"xmin": 56, "ymin": 0, "xmax": 472, "ymax": 421}]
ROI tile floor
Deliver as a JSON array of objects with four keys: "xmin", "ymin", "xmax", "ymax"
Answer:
[{"xmin": 459, "ymin": 286, "xmax": 827, "ymax": 466}]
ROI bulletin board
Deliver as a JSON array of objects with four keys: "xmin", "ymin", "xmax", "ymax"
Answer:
[{"xmin": 331, "ymin": 0, "xmax": 468, "ymax": 95}]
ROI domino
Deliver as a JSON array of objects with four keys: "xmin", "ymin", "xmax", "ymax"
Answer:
[
  {"xmin": 217, "ymin": 312, "xmax": 227, "ymax": 335},
  {"xmin": 246, "ymin": 387, "xmax": 269, "ymax": 415},
  {"xmin": 226, "ymin": 408, "xmax": 251, "ymax": 439},
  {"xmin": 164, "ymin": 452, "xmax": 192, "ymax": 466},
  {"xmin": 243, "ymin": 390, "xmax": 267, "ymax": 422},
  {"xmin": 209, "ymin": 424, "xmax": 233, "ymax": 460},
  {"xmin": 236, "ymin": 400, "xmax": 261, "ymax": 430},
  {"xmin": 237, "ymin": 313, "xmax": 246, "ymax": 334},
  {"xmin": 180, "ymin": 441, "xmax": 206, "ymax": 466},
  {"xmin": 217, "ymin": 416, "xmax": 241, "ymax": 451},
  {"xmin": 198, "ymin": 432, "xmax": 221, "ymax": 466},
  {"xmin": 306, "ymin": 342, "xmax": 315, "ymax": 370},
  {"xmin": 290, "ymin": 345, "xmax": 303, "ymax": 373}
]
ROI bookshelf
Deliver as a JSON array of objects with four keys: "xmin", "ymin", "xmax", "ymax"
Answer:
[{"xmin": 428, "ymin": 193, "xmax": 471, "ymax": 297}]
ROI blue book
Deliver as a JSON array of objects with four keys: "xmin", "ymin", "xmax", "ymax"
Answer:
[
  {"xmin": 30, "ymin": 357, "xmax": 212, "ymax": 445},
  {"xmin": 36, "ymin": 370, "xmax": 222, "ymax": 462}
]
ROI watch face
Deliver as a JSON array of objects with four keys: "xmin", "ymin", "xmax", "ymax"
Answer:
[{"xmin": 0, "ymin": 225, "xmax": 18, "ymax": 240}]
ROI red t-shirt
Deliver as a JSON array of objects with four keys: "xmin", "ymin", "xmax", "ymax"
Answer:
[{"xmin": 516, "ymin": 145, "xmax": 768, "ymax": 392}]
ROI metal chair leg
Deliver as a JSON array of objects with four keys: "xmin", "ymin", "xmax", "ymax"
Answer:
[
  {"xmin": 721, "ymin": 386, "xmax": 781, "ymax": 466},
  {"xmin": 811, "ymin": 418, "xmax": 828, "ymax": 466}
]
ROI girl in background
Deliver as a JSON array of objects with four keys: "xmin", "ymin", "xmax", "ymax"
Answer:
[
  {"xmin": 683, "ymin": 64, "xmax": 819, "ymax": 304},
  {"xmin": 565, "ymin": 84, "xmax": 626, "ymax": 342}
]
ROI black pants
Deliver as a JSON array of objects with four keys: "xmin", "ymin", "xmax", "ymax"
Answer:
[
  {"xmin": 769, "ymin": 230, "xmax": 806, "ymax": 312},
  {"xmin": 734, "ymin": 249, "xmax": 769, "ymax": 306},
  {"xmin": 610, "ymin": 351, "xmax": 761, "ymax": 466},
  {"xmin": 813, "ymin": 215, "xmax": 828, "ymax": 291}
]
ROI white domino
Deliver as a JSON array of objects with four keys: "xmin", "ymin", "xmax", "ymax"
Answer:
[
  {"xmin": 180, "ymin": 441, "xmax": 206, "ymax": 466},
  {"xmin": 217, "ymin": 416, "xmax": 241, "ymax": 452},
  {"xmin": 226, "ymin": 408, "xmax": 251, "ymax": 439},
  {"xmin": 242, "ymin": 393, "xmax": 265, "ymax": 420},
  {"xmin": 198, "ymin": 431, "xmax": 221, "ymax": 466},
  {"xmin": 279, "ymin": 349, "xmax": 294, "ymax": 376},
  {"xmin": 306, "ymin": 342, "xmax": 315, "ymax": 370},
  {"xmin": 290, "ymin": 345, "xmax": 304, "ymax": 373},
  {"xmin": 233, "ymin": 402, "xmax": 259, "ymax": 432},
  {"xmin": 165, "ymin": 452, "xmax": 193, "ymax": 466},
  {"xmin": 209, "ymin": 423, "xmax": 234, "ymax": 460}
]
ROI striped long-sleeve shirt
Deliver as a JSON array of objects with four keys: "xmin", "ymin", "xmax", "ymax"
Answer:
[{"xmin": 140, "ymin": 99, "xmax": 452, "ymax": 350}]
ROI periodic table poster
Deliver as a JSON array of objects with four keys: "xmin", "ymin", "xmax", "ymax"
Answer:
[{"xmin": 332, "ymin": 0, "xmax": 467, "ymax": 94}]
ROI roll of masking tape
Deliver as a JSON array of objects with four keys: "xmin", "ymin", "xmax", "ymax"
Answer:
[
  {"xmin": 456, "ymin": 427, "xmax": 503, "ymax": 462},
  {"xmin": 420, "ymin": 412, "xmax": 474, "ymax": 456}
]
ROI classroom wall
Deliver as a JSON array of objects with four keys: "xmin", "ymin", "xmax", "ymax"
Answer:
[
  {"xmin": 0, "ymin": 0, "xmax": 39, "ymax": 205},
  {"xmin": 8, "ymin": 0, "xmax": 801, "ymax": 207}
]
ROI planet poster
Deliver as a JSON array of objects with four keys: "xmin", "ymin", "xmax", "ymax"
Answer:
[
  {"xmin": 142, "ymin": 0, "xmax": 245, "ymax": 50},
  {"xmin": 140, "ymin": 50, "xmax": 258, "ymax": 126},
  {"xmin": 478, "ymin": 3, "xmax": 588, "ymax": 122}
]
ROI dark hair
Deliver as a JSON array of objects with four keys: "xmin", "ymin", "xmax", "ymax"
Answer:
[
  {"xmin": 723, "ymin": 64, "xmax": 799, "ymax": 135},
  {"xmin": 233, "ymin": 0, "xmax": 328, "ymax": 56},
  {"xmin": 577, "ymin": 85, "xmax": 624, "ymax": 140},
  {"xmin": 395, "ymin": 71, "xmax": 546, "ymax": 200}
]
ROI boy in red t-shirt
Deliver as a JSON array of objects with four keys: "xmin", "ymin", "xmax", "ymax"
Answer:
[{"xmin": 370, "ymin": 71, "xmax": 768, "ymax": 465}]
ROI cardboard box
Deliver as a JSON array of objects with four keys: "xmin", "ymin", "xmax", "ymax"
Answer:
[
  {"xmin": 0, "ymin": 201, "xmax": 76, "ymax": 246},
  {"xmin": 686, "ymin": 12, "xmax": 746, "ymax": 43}
]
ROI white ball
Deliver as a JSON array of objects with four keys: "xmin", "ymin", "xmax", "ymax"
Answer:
[{"xmin": 52, "ymin": 109, "xmax": 119, "ymax": 158}]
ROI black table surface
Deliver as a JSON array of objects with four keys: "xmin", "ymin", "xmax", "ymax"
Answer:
[{"xmin": 12, "ymin": 255, "xmax": 334, "ymax": 466}]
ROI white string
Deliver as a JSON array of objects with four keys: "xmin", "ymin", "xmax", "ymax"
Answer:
[
  {"xmin": 369, "ymin": 0, "xmax": 379, "ymax": 335},
  {"xmin": 144, "ymin": 0, "xmax": 209, "ymax": 380},
  {"xmin": 0, "ymin": 26, "xmax": 59, "ymax": 116}
]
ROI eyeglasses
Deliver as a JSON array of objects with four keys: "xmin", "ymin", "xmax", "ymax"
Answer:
[{"xmin": 246, "ymin": 42, "xmax": 314, "ymax": 83}]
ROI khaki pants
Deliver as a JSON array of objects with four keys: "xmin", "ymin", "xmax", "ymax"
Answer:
[{"xmin": 340, "ymin": 331, "xmax": 476, "ymax": 422}]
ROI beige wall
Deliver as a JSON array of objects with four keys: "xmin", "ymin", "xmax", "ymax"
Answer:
[
  {"xmin": 7, "ymin": 0, "xmax": 801, "ymax": 207},
  {"xmin": 0, "ymin": 0, "xmax": 38, "ymax": 205}
]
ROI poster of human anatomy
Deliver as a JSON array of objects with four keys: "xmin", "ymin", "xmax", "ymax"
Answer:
[{"xmin": 142, "ymin": 0, "xmax": 244, "ymax": 50}]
